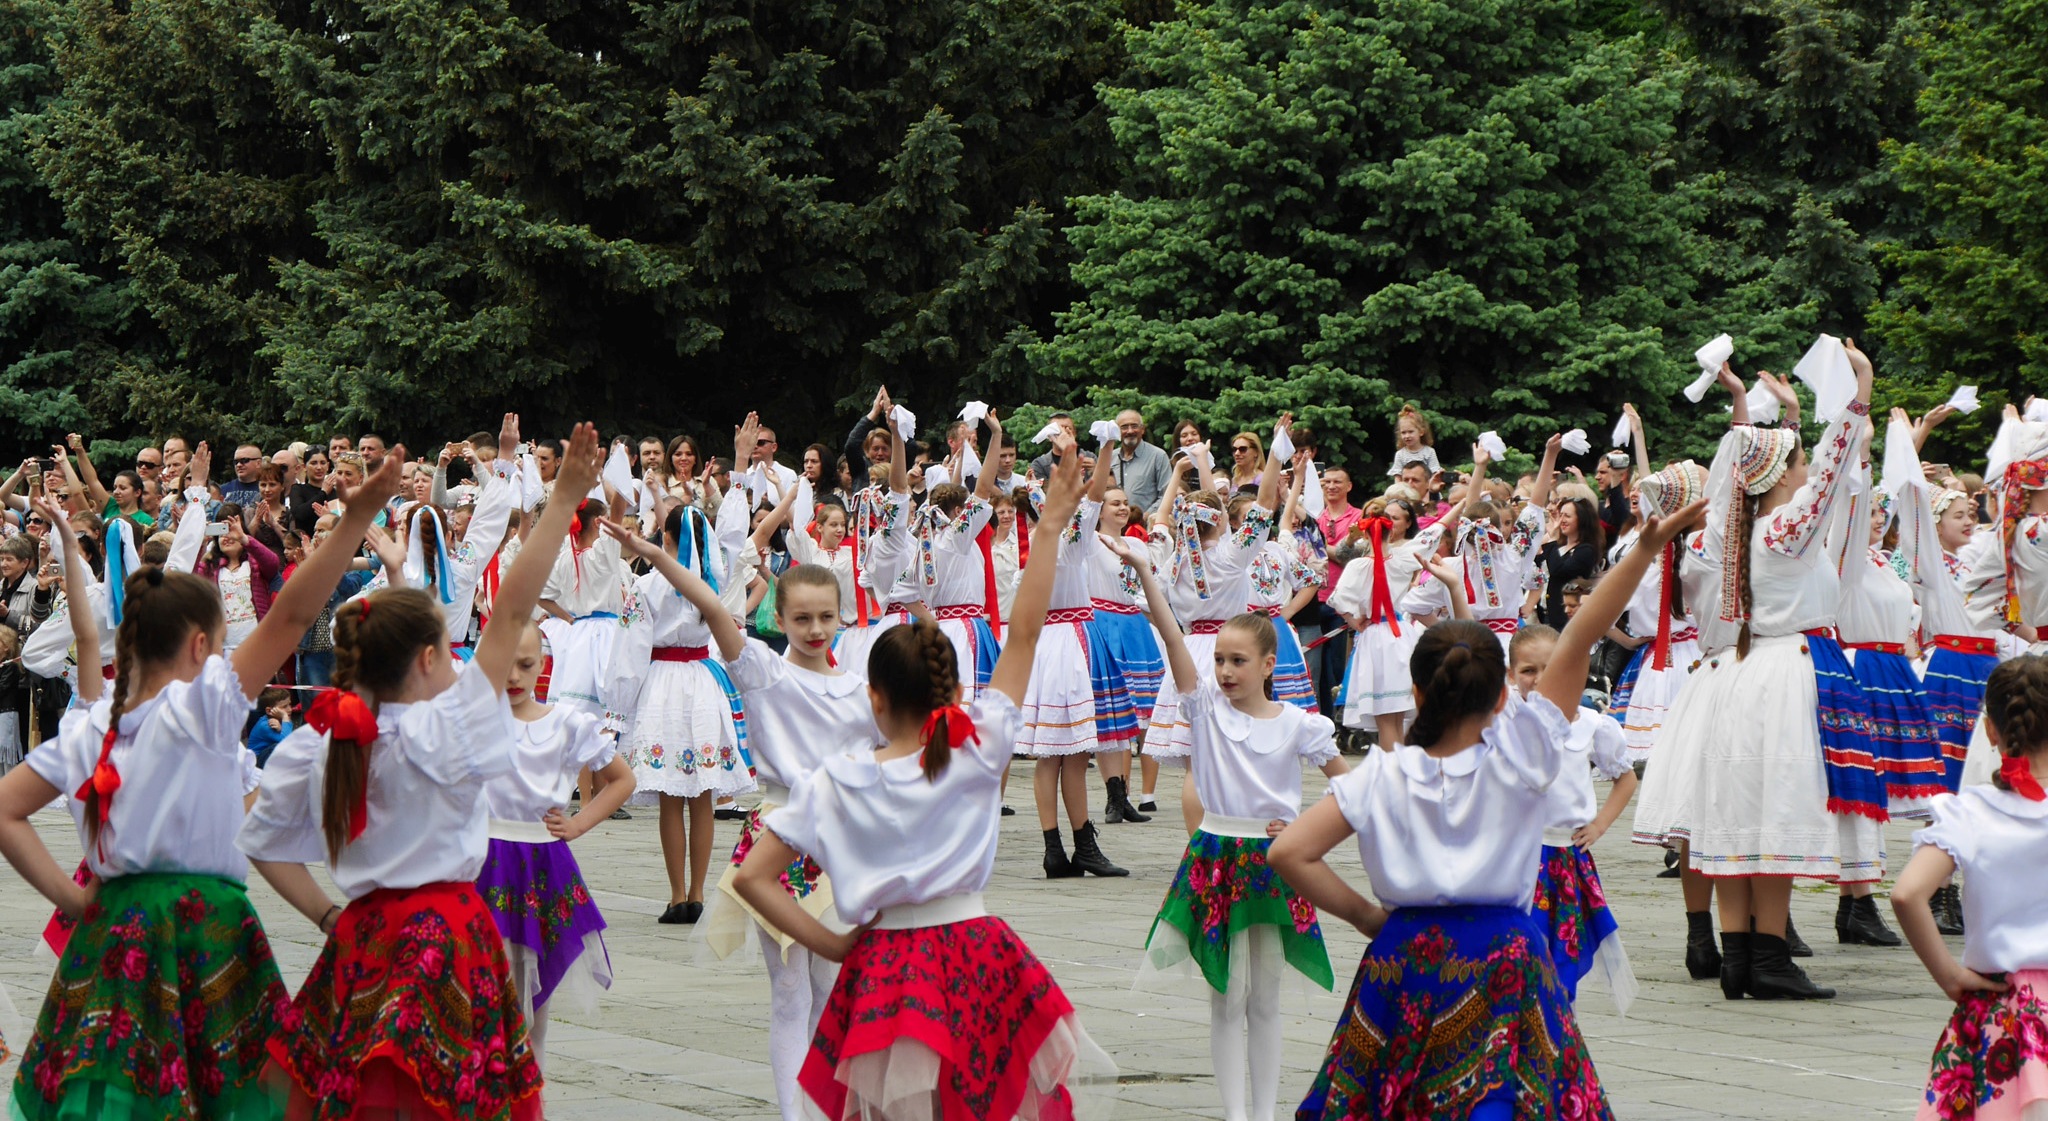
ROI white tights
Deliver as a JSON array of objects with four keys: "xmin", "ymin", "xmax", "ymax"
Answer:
[
  {"xmin": 1209, "ymin": 926, "xmax": 1283, "ymax": 1121},
  {"xmin": 760, "ymin": 925, "xmax": 839, "ymax": 1121}
]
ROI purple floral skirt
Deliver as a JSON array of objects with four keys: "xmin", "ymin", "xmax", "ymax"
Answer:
[{"xmin": 477, "ymin": 838, "xmax": 610, "ymax": 1009}]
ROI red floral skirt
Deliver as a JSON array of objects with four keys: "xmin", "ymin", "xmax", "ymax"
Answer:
[
  {"xmin": 1918, "ymin": 969, "xmax": 2048, "ymax": 1121},
  {"xmin": 265, "ymin": 882, "xmax": 543, "ymax": 1121},
  {"xmin": 801, "ymin": 915, "xmax": 1086, "ymax": 1121}
]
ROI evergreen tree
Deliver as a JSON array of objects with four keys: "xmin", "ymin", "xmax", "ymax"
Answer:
[{"xmin": 1039, "ymin": 0, "xmax": 1702, "ymax": 473}]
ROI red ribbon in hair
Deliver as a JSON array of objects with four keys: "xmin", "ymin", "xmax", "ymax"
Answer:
[
  {"xmin": 1651, "ymin": 541, "xmax": 1677, "ymax": 672},
  {"xmin": 921, "ymin": 704, "xmax": 980, "ymax": 749},
  {"xmin": 306, "ymin": 689, "xmax": 381, "ymax": 841},
  {"xmin": 1358, "ymin": 518, "xmax": 1402, "ymax": 637},
  {"xmin": 2002, "ymin": 460, "xmax": 2048, "ymax": 627},
  {"xmin": 2002, "ymin": 754, "xmax": 2047, "ymax": 801},
  {"xmin": 77, "ymin": 728, "xmax": 122, "ymax": 860}
]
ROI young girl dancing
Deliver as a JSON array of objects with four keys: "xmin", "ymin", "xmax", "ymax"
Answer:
[
  {"xmin": 0, "ymin": 447, "xmax": 407, "ymax": 1121},
  {"xmin": 1129, "ymin": 536, "xmax": 1345, "ymax": 1121},
  {"xmin": 1086, "ymin": 485, "xmax": 1162, "ymax": 825},
  {"xmin": 733, "ymin": 448, "xmax": 1110, "ymax": 1121},
  {"xmin": 833, "ymin": 422, "xmax": 916, "ymax": 672},
  {"xmin": 1891, "ymin": 655, "xmax": 2048, "ymax": 1121},
  {"xmin": 1247, "ymin": 454, "xmax": 1322, "ymax": 712},
  {"xmin": 477, "ymin": 620, "xmax": 638, "ymax": 1070},
  {"xmin": 1329, "ymin": 495, "xmax": 1442, "ymax": 750},
  {"xmin": 1270, "ymin": 492, "xmax": 1700, "ymax": 1121},
  {"xmin": 239, "ymin": 424, "xmax": 601, "ymax": 1121}
]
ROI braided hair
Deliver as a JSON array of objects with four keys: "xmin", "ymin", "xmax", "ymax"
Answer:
[
  {"xmin": 89, "ymin": 570, "xmax": 223, "ymax": 849},
  {"xmin": 1405, "ymin": 619, "xmax": 1508, "ymax": 747},
  {"xmin": 1983, "ymin": 655, "xmax": 2048, "ymax": 794},
  {"xmin": 321, "ymin": 588, "xmax": 446, "ymax": 862},
  {"xmin": 868, "ymin": 620, "xmax": 962, "ymax": 781}
]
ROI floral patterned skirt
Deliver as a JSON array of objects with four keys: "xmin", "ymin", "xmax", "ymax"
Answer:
[
  {"xmin": 11, "ymin": 873, "xmax": 289, "ymax": 1121},
  {"xmin": 1143, "ymin": 829, "xmax": 1333, "ymax": 994},
  {"xmin": 476, "ymin": 839, "xmax": 611, "ymax": 1013},
  {"xmin": 621, "ymin": 658, "xmax": 756, "ymax": 800},
  {"xmin": 802, "ymin": 916, "xmax": 1089, "ymax": 1121},
  {"xmin": 1918, "ymin": 969, "xmax": 2048, "ymax": 1121},
  {"xmin": 704, "ymin": 805, "xmax": 836, "ymax": 963},
  {"xmin": 1296, "ymin": 905, "xmax": 1613, "ymax": 1121},
  {"xmin": 265, "ymin": 882, "xmax": 542, "ymax": 1121},
  {"xmin": 1533, "ymin": 846, "xmax": 1635, "ymax": 1015}
]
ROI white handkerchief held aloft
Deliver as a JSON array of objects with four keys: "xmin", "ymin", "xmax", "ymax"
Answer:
[
  {"xmin": 923, "ymin": 464, "xmax": 951, "ymax": 491},
  {"xmin": 890, "ymin": 405, "xmax": 917, "ymax": 442},
  {"xmin": 1270, "ymin": 423, "xmax": 1295, "ymax": 463},
  {"xmin": 1561, "ymin": 429, "xmax": 1590, "ymax": 456},
  {"xmin": 602, "ymin": 442, "xmax": 638, "ymax": 510},
  {"xmin": 791, "ymin": 479, "xmax": 816, "ymax": 533},
  {"xmin": 1745, "ymin": 379, "xmax": 1781, "ymax": 425},
  {"xmin": 1947, "ymin": 385, "xmax": 1981, "ymax": 414},
  {"xmin": 1477, "ymin": 431, "xmax": 1508, "ymax": 462},
  {"xmin": 1685, "ymin": 334, "xmax": 1735, "ymax": 402},
  {"xmin": 958, "ymin": 401, "xmax": 989, "ymax": 426},
  {"xmin": 1609, "ymin": 416, "xmax": 1630, "ymax": 448},
  {"xmin": 2027, "ymin": 398, "xmax": 2048, "ymax": 424},
  {"xmin": 960, "ymin": 444, "xmax": 982, "ymax": 483},
  {"xmin": 1880, "ymin": 417, "xmax": 1921, "ymax": 499},
  {"xmin": 1090, "ymin": 419, "xmax": 1119, "ymax": 449},
  {"xmin": 1032, "ymin": 422, "xmax": 1064, "ymax": 446},
  {"xmin": 1301, "ymin": 457, "xmax": 1325, "ymax": 518},
  {"xmin": 1793, "ymin": 334, "xmax": 1856, "ymax": 423},
  {"xmin": 1187, "ymin": 441, "xmax": 1214, "ymax": 480}
]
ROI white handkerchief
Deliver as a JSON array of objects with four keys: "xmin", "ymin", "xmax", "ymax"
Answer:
[
  {"xmin": 1477, "ymin": 431, "xmax": 1508, "ymax": 461},
  {"xmin": 2027, "ymin": 398, "xmax": 2048, "ymax": 424},
  {"xmin": 923, "ymin": 465, "xmax": 951, "ymax": 491},
  {"xmin": 1947, "ymin": 385, "xmax": 1981, "ymax": 414},
  {"xmin": 1188, "ymin": 441, "xmax": 1214, "ymax": 480},
  {"xmin": 1610, "ymin": 416, "xmax": 1630, "ymax": 448},
  {"xmin": 961, "ymin": 444, "xmax": 982, "ymax": 483},
  {"xmin": 1301, "ymin": 457, "xmax": 1326, "ymax": 518},
  {"xmin": 1271, "ymin": 424, "xmax": 1295, "ymax": 463},
  {"xmin": 1561, "ymin": 429, "xmax": 1590, "ymax": 456},
  {"xmin": 601, "ymin": 442, "xmax": 637, "ymax": 508},
  {"xmin": 890, "ymin": 405, "xmax": 916, "ymax": 442},
  {"xmin": 1032, "ymin": 422, "xmax": 1064, "ymax": 445},
  {"xmin": 1090, "ymin": 419, "xmax": 1119, "ymax": 449},
  {"xmin": 791, "ymin": 479, "xmax": 816, "ymax": 532},
  {"xmin": 1685, "ymin": 334, "xmax": 1734, "ymax": 402},
  {"xmin": 958, "ymin": 401, "xmax": 989, "ymax": 426},
  {"xmin": 1793, "ymin": 334, "xmax": 1856, "ymax": 423},
  {"xmin": 1746, "ymin": 379, "xmax": 1781, "ymax": 425},
  {"xmin": 1879, "ymin": 417, "xmax": 1920, "ymax": 499}
]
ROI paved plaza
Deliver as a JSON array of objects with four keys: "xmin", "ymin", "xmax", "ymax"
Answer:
[{"xmin": 0, "ymin": 765, "xmax": 1953, "ymax": 1119}]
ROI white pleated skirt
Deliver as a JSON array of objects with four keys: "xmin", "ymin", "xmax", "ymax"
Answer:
[
  {"xmin": 621, "ymin": 659, "xmax": 757, "ymax": 800},
  {"xmin": 1341, "ymin": 620, "xmax": 1418, "ymax": 726},
  {"xmin": 1018, "ymin": 620, "xmax": 1098, "ymax": 757},
  {"xmin": 1144, "ymin": 630, "xmax": 1218, "ymax": 761}
]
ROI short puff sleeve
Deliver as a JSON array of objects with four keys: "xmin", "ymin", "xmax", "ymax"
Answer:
[
  {"xmin": 395, "ymin": 662, "xmax": 519, "ymax": 786},
  {"xmin": 725, "ymin": 639, "xmax": 787, "ymax": 694},
  {"xmin": 159, "ymin": 656, "xmax": 252, "ymax": 760},
  {"xmin": 1912, "ymin": 792, "xmax": 1974, "ymax": 868},
  {"xmin": 1296, "ymin": 712, "xmax": 1339, "ymax": 767},
  {"xmin": 236, "ymin": 725, "xmax": 330, "ymax": 864}
]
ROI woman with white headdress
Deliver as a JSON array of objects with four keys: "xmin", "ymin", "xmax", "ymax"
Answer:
[{"xmin": 830, "ymin": 417, "xmax": 915, "ymax": 674}]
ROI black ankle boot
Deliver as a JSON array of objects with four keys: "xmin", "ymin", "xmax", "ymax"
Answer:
[
  {"xmin": 1686, "ymin": 911, "xmax": 1723, "ymax": 980},
  {"xmin": 1934, "ymin": 885, "xmax": 1966, "ymax": 936},
  {"xmin": 1103, "ymin": 788, "xmax": 1124, "ymax": 824},
  {"xmin": 1106, "ymin": 776, "xmax": 1150, "ymax": 823},
  {"xmin": 1043, "ymin": 828, "xmax": 1082, "ymax": 879},
  {"xmin": 1718, "ymin": 931, "xmax": 1752, "ymax": 1000},
  {"xmin": 1748, "ymin": 933, "xmax": 1836, "ymax": 1000},
  {"xmin": 1785, "ymin": 914, "xmax": 1812, "ymax": 958},
  {"xmin": 1069, "ymin": 822, "xmax": 1129, "ymax": 877},
  {"xmin": 1837, "ymin": 895, "xmax": 1902, "ymax": 946}
]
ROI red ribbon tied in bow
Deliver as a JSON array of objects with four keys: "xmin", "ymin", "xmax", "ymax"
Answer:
[
  {"xmin": 2002, "ymin": 754, "xmax": 2047, "ymax": 801},
  {"xmin": 306, "ymin": 689, "xmax": 381, "ymax": 841},
  {"xmin": 1651, "ymin": 541, "xmax": 1678, "ymax": 672},
  {"xmin": 1359, "ymin": 517, "xmax": 1400, "ymax": 637},
  {"xmin": 921, "ymin": 704, "xmax": 980, "ymax": 750},
  {"xmin": 77, "ymin": 728, "xmax": 123, "ymax": 859}
]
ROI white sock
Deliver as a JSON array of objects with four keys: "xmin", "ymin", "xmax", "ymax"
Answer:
[
  {"xmin": 759, "ymin": 926, "xmax": 842, "ymax": 1121},
  {"xmin": 527, "ymin": 1001, "xmax": 552, "ymax": 1075},
  {"xmin": 1247, "ymin": 927, "xmax": 1284, "ymax": 1121},
  {"xmin": 1209, "ymin": 972, "xmax": 1250, "ymax": 1121}
]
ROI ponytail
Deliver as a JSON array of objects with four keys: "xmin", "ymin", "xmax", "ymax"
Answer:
[
  {"xmin": 319, "ymin": 589, "xmax": 445, "ymax": 862},
  {"xmin": 868, "ymin": 621, "xmax": 963, "ymax": 782},
  {"xmin": 1405, "ymin": 619, "xmax": 1508, "ymax": 747}
]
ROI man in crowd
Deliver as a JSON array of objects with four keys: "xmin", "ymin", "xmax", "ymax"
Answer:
[
  {"xmin": 1105, "ymin": 409, "xmax": 1170, "ymax": 516},
  {"xmin": 742, "ymin": 424, "xmax": 799, "ymax": 508},
  {"xmin": 1594, "ymin": 448, "xmax": 1632, "ymax": 537},
  {"xmin": 359, "ymin": 433, "xmax": 389, "ymax": 474},
  {"xmin": 220, "ymin": 444, "xmax": 265, "ymax": 507}
]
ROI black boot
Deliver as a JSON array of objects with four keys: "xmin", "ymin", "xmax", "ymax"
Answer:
[
  {"xmin": 1107, "ymin": 776, "xmax": 1150, "ymax": 823},
  {"xmin": 1748, "ymin": 933, "xmax": 1836, "ymax": 1000},
  {"xmin": 1103, "ymin": 788, "xmax": 1124, "ymax": 825},
  {"xmin": 1837, "ymin": 894, "xmax": 1902, "ymax": 946},
  {"xmin": 1686, "ymin": 911, "xmax": 1723, "ymax": 980},
  {"xmin": 1785, "ymin": 914, "xmax": 1812, "ymax": 958},
  {"xmin": 1934, "ymin": 885, "xmax": 1966, "ymax": 936},
  {"xmin": 1043, "ymin": 828, "xmax": 1082, "ymax": 879},
  {"xmin": 1069, "ymin": 822, "xmax": 1129, "ymax": 877},
  {"xmin": 1658, "ymin": 848, "xmax": 1682, "ymax": 879},
  {"xmin": 1718, "ymin": 931, "xmax": 1752, "ymax": 1000}
]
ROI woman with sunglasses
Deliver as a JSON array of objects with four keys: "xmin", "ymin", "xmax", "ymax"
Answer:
[{"xmin": 1228, "ymin": 431, "xmax": 1266, "ymax": 495}]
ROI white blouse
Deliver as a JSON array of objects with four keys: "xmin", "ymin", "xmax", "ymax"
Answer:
[
  {"xmin": 484, "ymin": 707, "xmax": 617, "ymax": 824},
  {"xmin": 1184, "ymin": 682, "xmax": 1337, "ymax": 822},
  {"xmin": 542, "ymin": 537, "xmax": 629, "ymax": 619},
  {"xmin": 1540, "ymin": 706, "xmax": 1631, "ymax": 845},
  {"xmin": 1159, "ymin": 505, "xmax": 1275, "ymax": 624},
  {"xmin": 238, "ymin": 662, "xmax": 518, "ymax": 899},
  {"xmin": 917, "ymin": 497, "xmax": 995, "ymax": 609},
  {"xmin": 1048, "ymin": 499, "xmax": 1103, "ymax": 611},
  {"xmin": 1915, "ymin": 787, "xmax": 2048, "ymax": 973},
  {"xmin": 1327, "ymin": 691, "xmax": 1570, "ymax": 910},
  {"xmin": 726, "ymin": 639, "xmax": 880, "ymax": 798},
  {"xmin": 1742, "ymin": 412, "xmax": 1866, "ymax": 638},
  {"xmin": 766, "ymin": 692, "xmax": 1020, "ymax": 926},
  {"xmin": 29, "ymin": 656, "xmax": 253, "ymax": 881}
]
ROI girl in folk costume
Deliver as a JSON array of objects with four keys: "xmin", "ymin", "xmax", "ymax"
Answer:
[
  {"xmin": 1245, "ymin": 452, "xmax": 1324, "ymax": 713},
  {"xmin": 238, "ymin": 427, "xmax": 597, "ymax": 1121},
  {"xmin": 476, "ymin": 619, "xmax": 637, "ymax": 1071},
  {"xmin": 832, "ymin": 417, "xmax": 918, "ymax": 673},
  {"xmin": 1020, "ymin": 434, "xmax": 1130, "ymax": 878},
  {"xmin": 1507, "ymin": 624, "xmax": 1641, "ymax": 1014},
  {"xmin": 1605, "ymin": 410, "xmax": 1708, "ymax": 760},
  {"xmin": 909, "ymin": 412, "xmax": 1003, "ymax": 698},
  {"xmin": 610, "ymin": 539, "xmax": 875, "ymax": 1121},
  {"xmin": 1958, "ymin": 411, "xmax": 2048, "ymax": 787},
  {"xmin": 1269, "ymin": 497, "xmax": 1696, "ymax": 1121},
  {"xmin": 535, "ymin": 480, "xmax": 630, "ymax": 720},
  {"xmin": 1085, "ymin": 483, "xmax": 1164, "ymax": 825},
  {"xmin": 0, "ymin": 452, "xmax": 402, "ymax": 1121},
  {"xmin": 1128, "ymin": 537, "xmax": 1346, "ymax": 1121},
  {"xmin": 418, "ymin": 414, "xmax": 519, "ymax": 659},
  {"xmin": 777, "ymin": 484, "xmax": 857, "ymax": 625},
  {"xmin": 1892, "ymin": 655, "xmax": 2048, "ymax": 1121},
  {"xmin": 1144, "ymin": 419, "xmax": 1289, "ymax": 812},
  {"xmin": 733, "ymin": 448, "xmax": 1112, "ymax": 1121},
  {"xmin": 1684, "ymin": 337, "xmax": 1887, "ymax": 1001},
  {"xmin": 1451, "ymin": 435, "xmax": 1556, "ymax": 650},
  {"xmin": 610, "ymin": 421, "xmax": 760, "ymax": 925},
  {"xmin": 1329, "ymin": 494, "xmax": 1440, "ymax": 751}
]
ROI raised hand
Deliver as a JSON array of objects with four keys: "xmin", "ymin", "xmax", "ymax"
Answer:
[
  {"xmin": 350, "ymin": 444, "xmax": 408, "ymax": 509},
  {"xmin": 599, "ymin": 517, "xmax": 663, "ymax": 562},
  {"xmin": 555, "ymin": 423, "xmax": 603, "ymax": 498}
]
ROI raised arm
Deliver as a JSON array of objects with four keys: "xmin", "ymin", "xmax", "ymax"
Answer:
[
  {"xmin": 972, "ymin": 411, "xmax": 1001, "ymax": 502},
  {"xmin": 1540, "ymin": 499, "xmax": 1706, "ymax": 715},
  {"xmin": 987, "ymin": 437, "xmax": 1083, "ymax": 705},
  {"xmin": 1720, "ymin": 362, "xmax": 1750, "ymax": 427},
  {"xmin": 1255, "ymin": 414, "xmax": 1291, "ymax": 513},
  {"xmin": 1624, "ymin": 404, "xmax": 1650, "ymax": 477},
  {"xmin": 1460, "ymin": 443, "xmax": 1490, "ymax": 522},
  {"xmin": 1530, "ymin": 433, "xmax": 1561, "ymax": 509},
  {"xmin": 474, "ymin": 424, "xmax": 602, "ymax": 686},
  {"xmin": 1279, "ymin": 451, "xmax": 1309, "ymax": 536},
  {"xmin": 41, "ymin": 497, "xmax": 101, "ymax": 704},
  {"xmin": 1152, "ymin": 456, "xmax": 1188, "ymax": 527},
  {"xmin": 1121, "ymin": 532, "xmax": 1195, "ymax": 693},
  {"xmin": 750, "ymin": 471, "xmax": 804, "ymax": 556},
  {"xmin": 68, "ymin": 434, "xmax": 108, "ymax": 509},
  {"xmin": 888, "ymin": 409, "xmax": 908, "ymax": 494}
]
